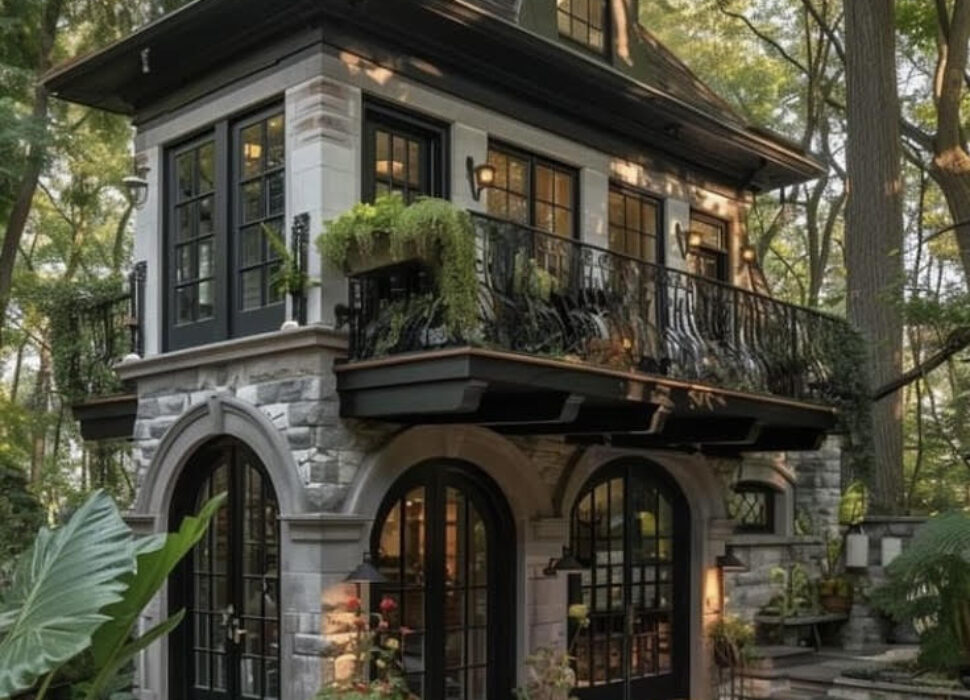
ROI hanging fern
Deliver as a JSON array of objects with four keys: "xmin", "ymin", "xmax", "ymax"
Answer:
[{"xmin": 870, "ymin": 511, "xmax": 970, "ymax": 670}]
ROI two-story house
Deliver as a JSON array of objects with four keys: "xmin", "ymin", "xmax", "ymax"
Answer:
[{"xmin": 45, "ymin": 1, "xmax": 853, "ymax": 699}]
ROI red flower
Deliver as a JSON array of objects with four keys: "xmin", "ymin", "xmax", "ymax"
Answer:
[
  {"xmin": 379, "ymin": 596, "xmax": 398, "ymax": 613},
  {"xmin": 345, "ymin": 595, "xmax": 361, "ymax": 612}
]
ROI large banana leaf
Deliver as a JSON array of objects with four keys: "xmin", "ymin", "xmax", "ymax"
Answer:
[
  {"xmin": 84, "ymin": 492, "xmax": 227, "ymax": 700},
  {"xmin": 0, "ymin": 490, "xmax": 138, "ymax": 697}
]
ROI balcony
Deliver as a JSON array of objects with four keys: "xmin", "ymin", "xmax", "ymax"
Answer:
[
  {"xmin": 66, "ymin": 263, "xmax": 145, "ymax": 441},
  {"xmin": 335, "ymin": 214, "xmax": 853, "ymax": 451}
]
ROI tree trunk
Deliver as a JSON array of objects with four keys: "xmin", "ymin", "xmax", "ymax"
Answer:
[
  {"xmin": 29, "ymin": 342, "xmax": 51, "ymax": 485},
  {"xmin": 845, "ymin": 0, "xmax": 905, "ymax": 513}
]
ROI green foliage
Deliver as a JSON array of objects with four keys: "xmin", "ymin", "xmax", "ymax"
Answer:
[
  {"xmin": 36, "ymin": 275, "xmax": 128, "ymax": 403},
  {"xmin": 318, "ymin": 195, "xmax": 407, "ymax": 270},
  {"xmin": 0, "ymin": 489, "xmax": 225, "ymax": 699},
  {"xmin": 0, "ymin": 454, "xmax": 44, "ymax": 575},
  {"xmin": 762, "ymin": 563, "xmax": 814, "ymax": 617},
  {"xmin": 871, "ymin": 511, "xmax": 970, "ymax": 671},
  {"xmin": 261, "ymin": 223, "xmax": 316, "ymax": 299},
  {"xmin": 318, "ymin": 195, "xmax": 478, "ymax": 337},
  {"xmin": 0, "ymin": 490, "xmax": 137, "ymax": 696},
  {"xmin": 710, "ymin": 614, "xmax": 755, "ymax": 668}
]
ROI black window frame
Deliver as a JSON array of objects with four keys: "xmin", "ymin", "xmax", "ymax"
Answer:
[
  {"xmin": 607, "ymin": 182, "xmax": 664, "ymax": 265},
  {"xmin": 486, "ymin": 141, "xmax": 580, "ymax": 241},
  {"xmin": 231, "ymin": 105, "xmax": 287, "ymax": 338},
  {"xmin": 370, "ymin": 459, "xmax": 516, "ymax": 700},
  {"xmin": 164, "ymin": 102, "xmax": 286, "ymax": 352},
  {"xmin": 362, "ymin": 99, "xmax": 449, "ymax": 203},
  {"xmin": 728, "ymin": 482, "xmax": 777, "ymax": 534},
  {"xmin": 687, "ymin": 211, "xmax": 730, "ymax": 283},
  {"xmin": 557, "ymin": 0, "xmax": 611, "ymax": 56}
]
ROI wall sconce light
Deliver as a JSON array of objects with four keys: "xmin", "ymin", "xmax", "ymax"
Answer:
[
  {"xmin": 716, "ymin": 547, "xmax": 747, "ymax": 572},
  {"xmin": 543, "ymin": 546, "xmax": 585, "ymax": 576},
  {"xmin": 344, "ymin": 552, "xmax": 387, "ymax": 584},
  {"xmin": 123, "ymin": 160, "xmax": 150, "ymax": 209},
  {"xmin": 466, "ymin": 156, "xmax": 496, "ymax": 202},
  {"xmin": 740, "ymin": 244, "xmax": 758, "ymax": 264}
]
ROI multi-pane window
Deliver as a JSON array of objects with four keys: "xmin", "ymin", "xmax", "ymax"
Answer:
[
  {"xmin": 608, "ymin": 186, "xmax": 661, "ymax": 262},
  {"xmin": 236, "ymin": 112, "xmax": 286, "ymax": 313},
  {"xmin": 487, "ymin": 146, "xmax": 577, "ymax": 277},
  {"xmin": 569, "ymin": 462, "xmax": 689, "ymax": 698},
  {"xmin": 688, "ymin": 213, "xmax": 728, "ymax": 282},
  {"xmin": 372, "ymin": 462, "xmax": 514, "ymax": 700},
  {"xmin": 166, "ymin": 104, "xmax": 286, "ymax": 351},
  {"xmin": 728, "ymin": 484, "xmax": 776, "ymax": 533},
  {"xmin": 173, "ymin": 141, "xmax": 216, "ymax": 326},
  {"xmin": 364, "ymin": 104, "xmax": 445, "ymax": 202},
  {"xmin": 557, "ymin": 0, "xmax": 607, "ymax": 53}
]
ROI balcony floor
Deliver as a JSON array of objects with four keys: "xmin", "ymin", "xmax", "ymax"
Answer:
[{"xmin": 335, "ymin": 347, "xmax": 837, "ymax": 452}]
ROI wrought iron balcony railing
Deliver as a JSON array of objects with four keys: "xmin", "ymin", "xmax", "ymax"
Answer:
[
  {"xmin": 346, "ymin": 213, "xmax": 855, "ymax": 404},
  {"xmin": 63, "ymin": 262, "xmax": 146, "ymax": 401}
]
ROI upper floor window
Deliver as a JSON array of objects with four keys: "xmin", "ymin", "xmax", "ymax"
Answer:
[
  {"xmin": 728, "ymin": 483, "xmax": 776, "ymax": 534},
  {"xmin": 486, "ymin": 145, "xmax": 577, "ymax": 238},
  {"xmin": 166, "ymin": 105, "xmax": 285, "ymax": 351},
  {"xmin": 363, "ymin": 102, "xmax": 447, "ymax": 202},
  {"xmin": 688, "ymin": 213, "xmax": 728, "ymax": 282},
  {"xmin": 608, "ymin": 185, "xmax": 661, "ymax": 263},
  {"xmin": 487, "ymin": 145, "xmax": 578, "ymax": 278},
  {"xmin": 557, "ymin": 0, "xmax": 608, "ymax": 53}
]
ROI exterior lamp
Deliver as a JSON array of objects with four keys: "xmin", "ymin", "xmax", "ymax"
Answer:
[
  {"xmin": 716, "ymin": 547, "xmax": 747, "ymax": 572},
  {"xmin": 674, "ymin": 223, "xmax": 704, "ymax": 258},
  {"xmin": 687, "ymin": 231, "xmax": 703, "ymax": 250},
  {"xmin": 123, "ymin": 161, "xmax": 150, "ymax": 209},
  {"xmin": 344, "ymin": 552, "xmax": 387, "ymax": 584},
  {"xmin": 740, "ymin": 244, "xmax": 757, "ymax": 264},
  {"xmin": 543, "ymin": 546, "xmax": 585, "ymax": 576},
  {"xmin": 466, "ymin": 156, "xmax": 496, "ymax": 201}
]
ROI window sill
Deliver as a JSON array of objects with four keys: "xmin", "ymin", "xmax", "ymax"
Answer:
[{"xmin": 116, "ymin": 324, "xmax": 347, "ymax": 382}]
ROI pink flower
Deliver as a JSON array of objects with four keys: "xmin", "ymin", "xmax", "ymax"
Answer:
[
  {"xmin": 400, "ymin": 626, "xmax": 413, "ymax": 636},
  {"xmin": 378, "ymin": 619, "xmax": 389, "ymax": 630},
  {"xmin": 379, "ymin": 596, "xmax": 398, "ymax": 614},
  {"xmin": 346, "ymin": 596, "xmax": 361, "ymax": 612},
  {"xmin": 353, "ymin": 616, "xmax": 367, "ymax": 629}
]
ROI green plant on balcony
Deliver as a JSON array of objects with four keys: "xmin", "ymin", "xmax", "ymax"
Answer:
[
  {"xmin": 759, "ymin": 562, "xmax": 815, "ymax": 618},
  {"xmin": 318, "ymin": 195, "xmax": 478, "ymax": 338},
  {"xmin": 37, "ymin": 276, "xmax": 129, "ymax": 403}
]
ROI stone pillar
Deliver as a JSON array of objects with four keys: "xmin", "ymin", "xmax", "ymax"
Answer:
[
  {"xmin": 841, "ymin": 515, "xmax": 926, "ymax": 650},
  {"xmin": 790, "ymin": 435, "xmax": 842, "ymax": 537}
]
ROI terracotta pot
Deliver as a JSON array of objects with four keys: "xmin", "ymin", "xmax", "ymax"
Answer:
[{"xmin": 819, "ymin": 593, "xmax": 852, "ymax": 614}]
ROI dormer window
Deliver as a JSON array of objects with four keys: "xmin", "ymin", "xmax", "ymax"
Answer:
[{"xmin": 557, "ymin": 0, "xmax": 608, "ymax": 53}]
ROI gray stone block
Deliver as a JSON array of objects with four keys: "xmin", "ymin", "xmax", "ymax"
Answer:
[
  {"xmin": 288, "ymin": 427, "xmax": 312, "ymax": 450},
  {"xmin": 138, "ymin": 398, "xmax": 160, "ymax": 420}
]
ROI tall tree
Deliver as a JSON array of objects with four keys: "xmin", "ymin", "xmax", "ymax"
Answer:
[{"xmin": 844, "ymin": 0, "xmax": 905, "ymax": 512}]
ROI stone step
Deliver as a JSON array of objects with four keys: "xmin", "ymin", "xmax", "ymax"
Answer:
[{"xmin": 749, "ymin": 645, "xmax": 818, "ymax": 670}]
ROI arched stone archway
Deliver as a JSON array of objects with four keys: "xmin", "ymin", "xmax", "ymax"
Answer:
[{"xmin": 135, "ymin": 393, "xmax": 308, "ymax": 523}]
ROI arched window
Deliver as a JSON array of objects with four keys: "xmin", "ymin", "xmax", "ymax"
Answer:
[
  {"xmin": 372, "ymin": 461, "xmax": 515, "ymax": 700},
  {"xmin": 170, "ymin": 438, "xmax": 280, "ymax": 700},
  {"xmin": 570, "ymin": 460, "xmax": 690, "ymax": 700}
]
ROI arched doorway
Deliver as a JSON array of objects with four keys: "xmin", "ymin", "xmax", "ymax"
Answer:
[
  {"xmin": 569, "ymin": 459, "xmax": 690, "ymax": 700},
  {"xmin": 169, "ymin": 438, "xmax": 281, "ymax": 700},
  {"xmin": 371, "ymin": 460, "xmax": 516, "ymax": 700}
]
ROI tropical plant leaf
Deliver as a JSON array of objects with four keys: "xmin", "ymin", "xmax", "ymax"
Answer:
[
  {"xmin": 0, "ymin": 490, "xmax": 137, "ymax": 697},
  {"xmin": 84, "ymin": 492, "xmax": 227, "ymax": 699}
]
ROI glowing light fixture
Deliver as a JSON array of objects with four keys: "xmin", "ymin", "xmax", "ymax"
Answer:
[{"xmin": 466, "ymin": 156, "xmax": 496, "ymax": 201}]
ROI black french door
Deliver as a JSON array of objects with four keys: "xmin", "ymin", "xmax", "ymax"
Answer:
[
  {"xmin": 570, "ymin": 460, "xmax": 690, "ymax": 700},
  {"xmin": 371, "ymin": 461, "xmax": 515, "ymax": 700},
  {"xmin": 170, "ymin": 439, "xmax": 280, "ymax": 700}
]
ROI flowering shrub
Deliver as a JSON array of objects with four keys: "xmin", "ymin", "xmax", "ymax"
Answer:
[
  {"xmin": 317, "ymin": 593, "xmax": 416, "ymax": 700},
  {"xmin": 514, "ymin": 603, "xmax": 590, "ymax": 700}
]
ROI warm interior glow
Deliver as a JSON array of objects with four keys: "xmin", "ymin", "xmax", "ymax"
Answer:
[
  {"xmin": 376, "ymin": 159, "xmax": 405, "ymax": 178},
  {"xmin": 244, "ymin": 143, "xmax": 262, "ymax": 160}
]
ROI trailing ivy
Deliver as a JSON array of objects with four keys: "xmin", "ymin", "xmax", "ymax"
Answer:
[
  {"xmin": 37, "ymin": 276, "xmax": 129, "ymax": 404},
  {"xmin": 318, "ymin": 195, "xmax": 478, "ymax": 338}
]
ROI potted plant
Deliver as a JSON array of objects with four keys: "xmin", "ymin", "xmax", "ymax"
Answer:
[
  {"xmin": 318, "ymin": 195, "xmax": 479, "ymax": 340},
  {"xmin": 710, "ymin": 614, "xmax": 755, "ymax": 669},
  {"xmin": 816, "ymin": 534, "xmax": 854, "ymax": 613},
  {"xmin": 514, "ymin": 603, "xmax": 590, "ymax": 700}
]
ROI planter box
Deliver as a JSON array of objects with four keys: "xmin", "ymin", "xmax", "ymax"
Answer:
[{"xmin": 343, "ymin": 232, "xmax": 422, "ymax": 275}]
